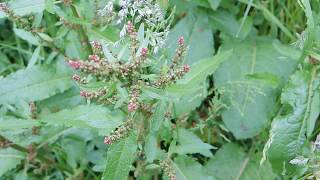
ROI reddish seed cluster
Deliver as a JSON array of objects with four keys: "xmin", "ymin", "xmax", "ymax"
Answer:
[
  {"xmin": 90, "ymin": 40, "xmax": 102, "ymax": 51},
  {"xmin": 88, "ymin": 54, "xmax": 100, "ymax": 62},
  {"xmin": 104, "ymin": 120, "xmax": 133, "ymax": 145},
  {"xmin": 183, "ymin": 64, "xmax": 190, "ymax": 73},
  {"xmin": 68, "ymin": 60, "xmax": 82, "ymax": 69},
  {"xmin": 72, "ymin": 74, "xmax": 81, "ymax": 81},
  {"xmin": 178, "ymin": 36, "xmax": 184, "ymax": 46},
  {"xmin": 128, "ymin": 102, "xmax": 138, "ymax": 112},
  {"xmin": 80, "ymin": 89, "xmax": 107, "ymax": 99},
  {"xmin": 127, "ymin": 21, "xmax": 134, "ymax": 33},
  {"xmin": 141, "ymin": 48, "xmax": 148, "ymax": 57}
]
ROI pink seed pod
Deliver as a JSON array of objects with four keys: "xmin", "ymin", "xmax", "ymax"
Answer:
[
  {"xmin": 183, "ymin": 64, "xmax": 190, "ymax": 73},
  {"xmin": 127, "ymin": 21, "xmax": 134, "ymax": 33},
  {"xmin": 68, "ymin": 60, "xmax": 81, "ymax": 69},
  {"xmin": 88, "ymin": 54, "xmax": 100, "ymax": 62},
  {"xmin": 104, "ymin": 137, "xmax": 112, "ymax": 145},
  {"xmin": 128, "ymin": 102, "xmax": 138, "ymax": 112},
  {"xmin": 72, "ymin": 74, "xmax": 81, "ymax": 81},
  {"xmin": 178, "ymin": 36, "xmax": 185, "ymax": 46},
  {"xmin": 141, "ymin": 48, "xmax": 148, "ymax": 57},
  {"xmin": 80, "ymin": 91, "xmax": 88, "ymax": 97}
]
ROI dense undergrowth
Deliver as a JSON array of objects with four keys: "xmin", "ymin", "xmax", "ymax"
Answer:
[{"xmin": 0, "ymin": 0, "xmax": 320, "ymax": 179}]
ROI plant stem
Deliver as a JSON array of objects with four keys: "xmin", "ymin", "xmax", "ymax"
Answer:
[{"xmin": 70, "ymin": 4, "xmax": 93, "ymax": 55}]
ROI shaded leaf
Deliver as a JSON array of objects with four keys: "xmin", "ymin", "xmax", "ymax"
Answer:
[
  {"xmin": 214, "ymin": 37, "xmax": 300, "ymax": 139},
  {"xmin": 205, "ymin": 143, "xmax": 275, "ymax": 180}
]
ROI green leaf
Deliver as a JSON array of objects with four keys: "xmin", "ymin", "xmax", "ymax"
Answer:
[
  {"xmin": 214, "ymin": 38, "xmax": 300, "ymax": 139},
  {"xmin": 173, "ymin": 155, "xmax": 212, "ymax": 180},
  {"xmin": 0, "ymin": 148, "xmax": 25, "ymax": 177},
  {"xmin": 166, "ymin": 10, "xmax": 214, "ymax": 65},
  {"xmin": 262, "ymin": 69, "xmax": 320, "ymax": 168},
  {"xmin": 102, "ymin": 133, "xmax": 137, "ymax": 180},
  {"xmin": 0, "ymin": 116, "xmax": 39, "ymax": 130},
  {"xmin": 0, "ymin": 0, "xmax": 45, "ymax": 18},
  {"xmin": 0, "ymin": 62, "xmax": 74, "ymax": 104},
  {"xmin": 205, "ymin": 143, "xmax": 275, "ymax": 180},
  {"xmin": 27, "ymin": 46, "xmax": 41, "ymax": 68},
  {"xmin": 208, "ymin": 0, "xmax": 221, "ymax": 10},
  {"xmin": 209, "ymin": 10, "xmax": 239, "ymax": 37},
  {"xmin": 165, "ymin": 50, "xmax": 232, "ymax": 116},
  {"xmin": 172, "ymin": 128, "xmax": 214, "ymax": 157},
  {"xmin": 150, "ymin": 100, "xmax": 168, "ymax": 133},
  {"xmin": 13, "ymin": 28, "xmax": 39, "ymax": 45},
  {"xmin": 39, "ymin": 105, "xmax": 123, "ymax": 136}
]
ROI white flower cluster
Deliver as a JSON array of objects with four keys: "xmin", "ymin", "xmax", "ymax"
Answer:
[{"xmin": 99, "ymin": 0, "xmax": 173, "ymax": 53}]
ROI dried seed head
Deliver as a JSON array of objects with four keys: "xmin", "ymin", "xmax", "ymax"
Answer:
[
  {"xmin": 68, "ymin": 60, "xmax": 82, "ymax": 69},
  {"xmin": 80, "ymin": 91, "xmax": 88, "ymax": 97}
]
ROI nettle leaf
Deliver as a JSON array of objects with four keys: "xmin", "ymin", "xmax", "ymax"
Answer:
[
  {"xmin": 0, "ymin": 148, "xmax": 25, "ymax": 177},
  {"xmin": 39, "ymin": 105, "xmax": 123, "ymax": 136},
  {"xmin": 205, "ymin": 143, "xmax": 275, "ymax": 180},
  {"xmin": 102, "ymin": 133, "xmax": 137, "ymax": 180},
  {"xmin": 262, "ymin": 69, "xmax": 320, "ymax": 168},
  {"xmin": 172, "ymin": 128, "xmax": 214, "ymax": 157},
  {"xmin": 214, "ymin": 38, "xmax": 300, "ymax": 139},
  {"xmin": 13, "ymin": 28, "xmax": 39, "ymax": 45},
  {"xmin": 166, "ymin": 10, "xmax": 214, "ymax": 65},
  {"xmin": 150, "ymin": 100, "xmax": 168, "ymax": 133},
  {"xmin": 0, "ymin": 116, "xmax": 39, "ymax": 130},
  {"xmin": 0, "ymin": 0, "xmax": 45, "ymax": 18},
  {"xmin": 167, "ymin": 50, "xmax": 232, "ymax": 116},
  {"xmin": 173, "ymin": 155, "xmax": 212, "ymax": 180},
  {"xmin": 0, "ymin": 62, "xmax": 73, "ymax": 105}
]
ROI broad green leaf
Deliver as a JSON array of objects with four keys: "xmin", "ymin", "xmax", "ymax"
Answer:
[
  {"xmin": 172, "ymin": 128, "xmax": 214, "ymax": 157},
  {"xmin": 214, "ymin": 38, "xmax": 300, "ymax": 139},
  {"xmin": 0, "ymin": 62, "xmax": 73, "ymax": 104},
  {"xmin": 166, "ymin": 10, "xmax": 214, "ymax": 65},
  {"xmin": 102, "ymin": 133, "xmax": 137, "ymax": 180},
  {"xmin": 13, "ymin": 28, "xmax": 39, "ymax": 45},
  {"xmin": 205, "ymin": 143, "xmax": 275, "ymax": 180},
  {"xmin": 262, "ymin": 69, "xmax": 320, "ymax": 168},
  {"xmin": 39, "ymin": 87, "xmax": 85, "ymax": 112},
  {"xmin": 0, "ymin": 148, "xmax": 25, "ymax": 177},
  {"xmin": 39, "ymin": 105, "xmax": 123, "ymax": 136},
  {"xmin": 0, "ymin": 116, "xmax": 39, "ymax": 130},
  {"xmin": 0, "ymin": 0, "xmax": 45, "ymax": 18},
  {"xmin": 173, "ymin": 155, "xmax": 212, "ymax": 180}
]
